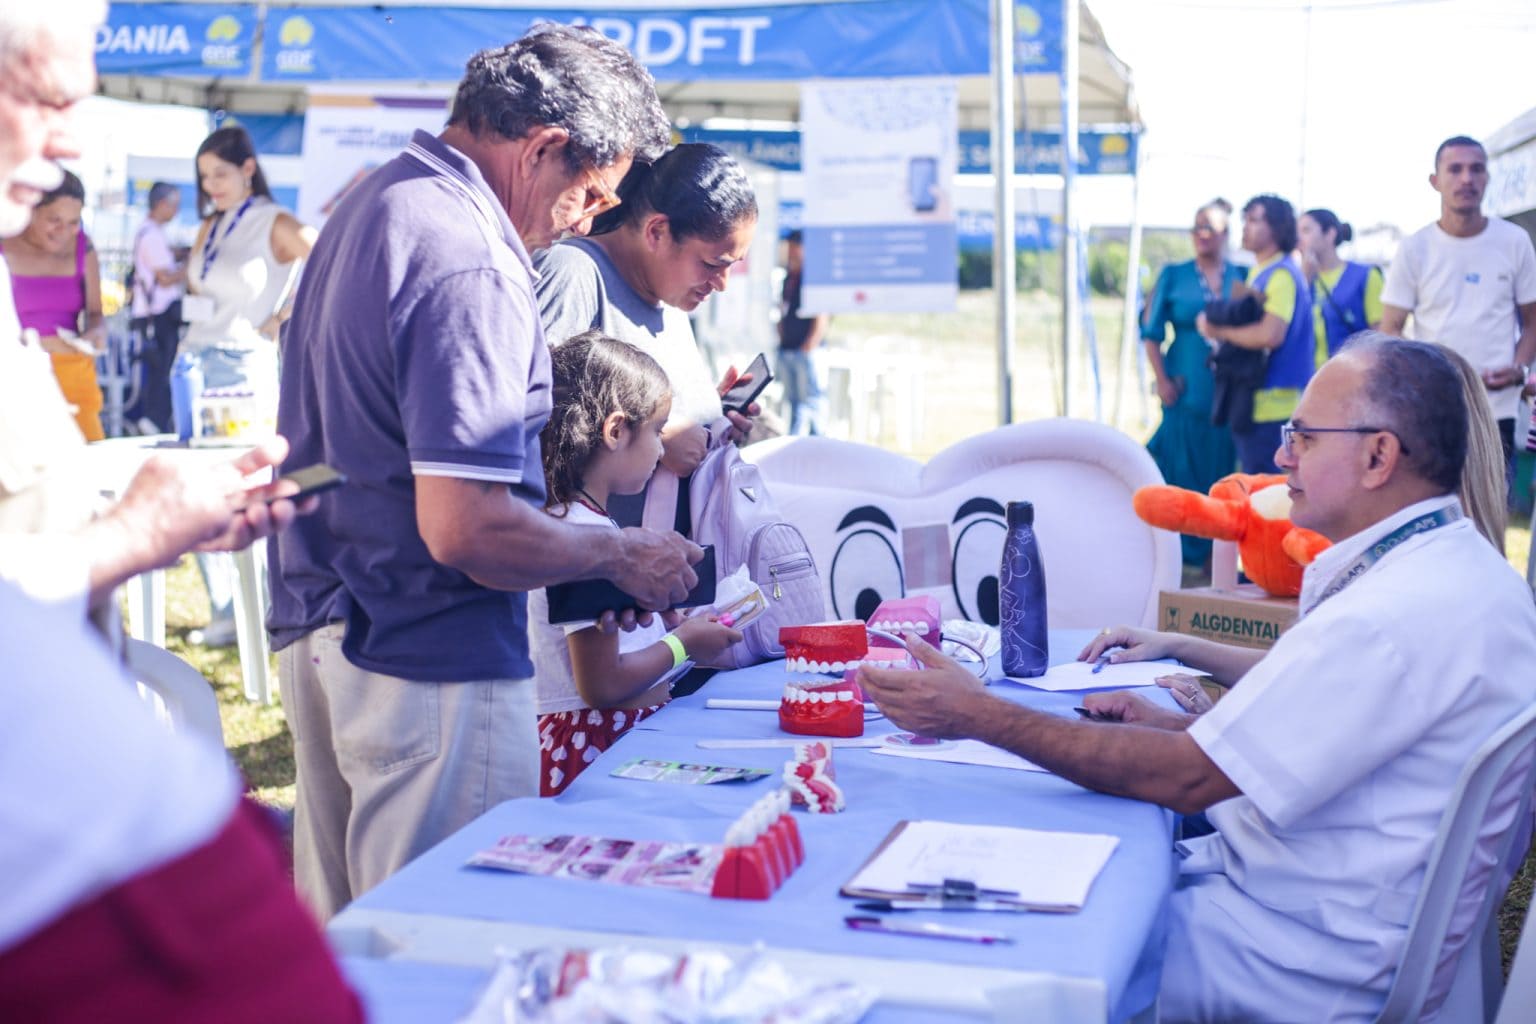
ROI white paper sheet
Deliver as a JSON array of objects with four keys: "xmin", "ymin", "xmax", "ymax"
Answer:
[
  {"xmin": 999, "ymin": 659, "xmax": 1186, "ymax": 692},
  {"xmin": 871, "ymin": 739, "xmax": 1048, "ymax": 773},
  {"xmin": 846, "ymin": 820, "xmax": 1119, "ymax": 911}
]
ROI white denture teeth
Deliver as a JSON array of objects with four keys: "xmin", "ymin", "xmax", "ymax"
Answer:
[
  {"xmin": 829, "ymin": 661, "xmax": 845, "ymax": 672},
  {"xmin": 836, "ymin": 691, "xmax": 853, "ymax": 702}
]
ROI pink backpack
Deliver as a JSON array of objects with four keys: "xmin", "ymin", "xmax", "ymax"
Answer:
[{"xmin": 644, "ymin": 444, "xmax": 826, "ymax": 669}]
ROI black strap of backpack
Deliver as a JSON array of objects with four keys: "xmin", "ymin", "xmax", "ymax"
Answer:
[{"xmin": 673, "ymin": 474, "xmax": 693, "ymax": 537}]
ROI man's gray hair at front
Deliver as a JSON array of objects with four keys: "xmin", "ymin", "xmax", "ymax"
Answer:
[
  {"xmin": 0, "ymin": 0, "xmax": 105, "ymax": 74},
  {"xmin": 1340, "ymin": 332, "xmax": 1467, "ymax": 494},
  {"xmin": 449, "ymin": 24, "xmax": 670, "ymax": 173}
]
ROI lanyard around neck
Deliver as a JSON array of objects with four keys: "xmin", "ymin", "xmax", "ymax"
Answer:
[
  {"xmin": 200, "ymin": 195, "xmax": 255, "ymax": 281},
  {"xmin": 1303, "ymin": 505, "xmax": 1461, "ymax": 616}
]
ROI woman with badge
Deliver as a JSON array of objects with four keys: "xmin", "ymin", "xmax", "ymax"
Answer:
[
  {"xmin": 181, "ymin": 125, "xmax": 316, "ymax": 644},
  {"xmin": 535, "ymin": 143, "xmax": 760, "ymax": 525},
  {"xmin": 1141, "ymin": 198, "xmax": 1246, "ymax": 567},
  {"xmin": 1298, "ymin": 208, "xmax": 1383, "ymax": 366},
  {"xmin": 2, "ymin": 170, "xmax": 108, "ymax": 441}
]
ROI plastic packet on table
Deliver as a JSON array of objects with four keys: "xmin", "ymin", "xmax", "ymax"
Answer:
[
  {"xmin": 691, "ymin": 564, "xmax": 767, "ymax": 631},
  {"xmin": 941, "ymin": 619, "xmax": 999, "ymax": 661},
  {"xmin": 461, "ymin": 945, "xmax": 873, "ymax": 1024}
]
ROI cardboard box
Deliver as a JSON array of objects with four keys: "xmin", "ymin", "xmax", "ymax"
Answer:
[{"xmin": 1158, "ymin": 585, "xmax": 1298, "ymax": 651}]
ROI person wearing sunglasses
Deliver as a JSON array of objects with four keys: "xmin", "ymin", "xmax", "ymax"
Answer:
[
  {"xmin": 535, "ymin": 142, "xmax": 760, "ymax": 525},
  {"xmin": 268, "ymin": 26, "xmax": 706, "ymax": 920}
]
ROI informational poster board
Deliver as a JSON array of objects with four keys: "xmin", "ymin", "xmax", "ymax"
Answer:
[
  {"xmin": 800, "ymin": 78, "xmax": 958, "ymax": 314},
  {"xmin": 297, "ymin": 90, "xmax": 449, "ymax": 228}
]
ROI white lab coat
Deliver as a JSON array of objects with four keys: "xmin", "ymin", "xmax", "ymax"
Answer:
[{"xmin": 1160, "ymin": 496, "xmax": 1536, "ymax": 1022}]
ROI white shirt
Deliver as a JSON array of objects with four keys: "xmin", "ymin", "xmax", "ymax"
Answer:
[
  {"xmin": 0, "ymin": 579, "xmax": 238, "ymax": 952},
  {"xmin": 527, "ymin": 502, "xmax": 669, "ymax": 715},
  {"xmin": 1169, "ymin": 496, "xmax": 1536, "ymax": 1021},
  {"xmin": 183, "ymin": 198, "xmax": 297, "ymax": 354},
  {"xmin": 1381, "ymin": 217, "xmax": 1536, "ymax": 420},
  {"xmin": 130, "ymin": 218, "xmax": 182, "ymax": 318}
]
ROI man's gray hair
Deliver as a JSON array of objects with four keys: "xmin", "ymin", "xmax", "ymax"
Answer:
[
  {"xmin": 449, "ymin": 24, "xmax": 670, "ymax": 172},
  {"xmin": 1340, "ymin": 332, "xmax": 1466, "ymax": 493},
  {"xmin": 0, "ymin": 0, "xmax": 104, "ymax": 76}
]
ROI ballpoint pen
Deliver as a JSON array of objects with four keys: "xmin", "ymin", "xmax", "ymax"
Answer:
[
  {"xmin": 854, "ymin": 898, "xmax": 1039, "ymax": 914},
  {"xmin": 845, "ymin": 916, "xmax": 1013, "ymax": 944},
  {"xmin": 1091, "ymin": 653, "xmax": 1113, "ymax": 674}
]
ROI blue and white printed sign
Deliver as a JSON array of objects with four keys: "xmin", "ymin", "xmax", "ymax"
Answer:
[
  {"xmin": 96, "ymin": 3, "xmax": 255, "ymax": 76},
  {"xmin": 801, "ymin": 78, "xmax": 958, "ymax": 314}
]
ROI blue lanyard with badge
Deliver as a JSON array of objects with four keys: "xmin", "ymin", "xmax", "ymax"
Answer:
[
  {"xmin": 198, "ymin": 195, "xmax": 254, "ymax": 282},
  {"xmin": 1303, "ymin": 505, "xmax": 1461, "ymax": 615}
]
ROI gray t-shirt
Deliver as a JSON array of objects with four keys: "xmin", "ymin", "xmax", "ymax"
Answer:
[{"xmin": 534, "ymin": 238, "xmax": 722, "ymax": 427}]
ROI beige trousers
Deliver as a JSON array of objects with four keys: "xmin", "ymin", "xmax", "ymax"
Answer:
[{"xmin": 278, "ymin": 623, "xmax": 537, "ymax": 920}]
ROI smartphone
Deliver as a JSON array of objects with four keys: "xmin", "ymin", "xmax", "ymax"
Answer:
[
  {"xmin": 545, "ymin": 545, "xmax": 718, "ymax": 624},
  {"xmin": 271, "ymin": 464, "xmax": 347, "ymax": 505},
  {"xmin": 721, "ymin": 353, "xmax": 773, "ymax": 415}
]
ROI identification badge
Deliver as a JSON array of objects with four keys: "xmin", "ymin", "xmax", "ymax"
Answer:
[{"xmin": 181, "ymin": 294, "xmax": 215, "ymax": 324}]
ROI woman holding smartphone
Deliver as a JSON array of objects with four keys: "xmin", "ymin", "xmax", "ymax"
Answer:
[
  {"xmin": 2, "ymin": 171, "xmax": 108, "ymax": 440},
  {"xmin": 535, "ymin": 143, "xmax": 760, "ymax": 524},
  {"xmin": 182, "ymin": 125, "xmax": 316, "ymax": 644}
]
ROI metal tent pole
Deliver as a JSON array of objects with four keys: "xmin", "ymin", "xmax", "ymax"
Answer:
[
  {"xmin": 992, "ymin": 0, "xmax": 1017, "ymax": 425},
  {"xmin": 1060, "ymin": 0, "xmax": 1080, "ymax": 418},
  {"xmin": 1116, "ymin": 131, "xmax": 1146, "ymax": 429}
]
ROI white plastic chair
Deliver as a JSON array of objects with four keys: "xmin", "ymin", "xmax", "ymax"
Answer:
[
  {"xmin": 1374, "ymin": 702, "xmax": 1536, "ymax": 1023},
  {"xmin": 125, "ymin": 637, "xmax": 225, "ymax": 747}
]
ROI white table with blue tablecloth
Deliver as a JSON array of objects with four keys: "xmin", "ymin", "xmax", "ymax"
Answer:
[{"xmin": 332, "ymin": 630, "xmax": 1181, "ymax": 1023}]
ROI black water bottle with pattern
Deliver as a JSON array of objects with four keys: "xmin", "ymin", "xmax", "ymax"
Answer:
[{"xmin": 999, "ymin": 501, "xmax": 1049, "ymax": 677}]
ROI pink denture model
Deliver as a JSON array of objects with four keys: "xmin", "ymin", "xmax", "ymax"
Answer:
[
  {"xmin": 779, "ymin": 680, "xmax": 865, "ymax": 738},
  {"xmin": 783, "ymin": 741, "xmax": 844, "ymax": 814},
  {"xmin": 867, "ymin": 596, "xmax": 942, "ymax": 649}
]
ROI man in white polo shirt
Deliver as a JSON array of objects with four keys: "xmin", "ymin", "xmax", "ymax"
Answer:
[
  {"xmin": 859, "ymin": 335, "xmax": 1536, "ymax": 1021},
  {"xmin": 1381, "ymin": 135, "xmax": 1536, "ymax": 484}
]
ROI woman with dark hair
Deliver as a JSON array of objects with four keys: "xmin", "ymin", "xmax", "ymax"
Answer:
[
  {"xmin": 535, "ymin": 142, "xmax": 759, "ymax": 523},
  {"xmin": 1197, "ymin": 193, "xmax": 1315, "ymax": 473},
  {"xmin": 1141, "ymin": 198, "xmax": 1245, "ymax": 566},
  {"xmin": 1298, "ymin": 208, "xmax": 1383, "ymax": 365},
  {"xmin": 2, "ymin": 170, "xmax": 107, "ymax": 440},
  {"xmin": 183, "ymin": 125, "xmax": 315, "ymax": 644}
]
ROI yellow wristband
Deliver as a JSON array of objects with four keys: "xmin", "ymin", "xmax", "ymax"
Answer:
[{"xmin": 661, "ymin": 632, "xmax": 688, "ymax": 669}]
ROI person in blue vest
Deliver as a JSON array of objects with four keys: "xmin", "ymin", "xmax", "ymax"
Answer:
[
  {"xmin": 1198, "ymin": 194, "xmax": 1315, "ymax": 473},
  {"xmin": 1299, "ymin": 208, "xmax": 1383, "ymax": 366}
]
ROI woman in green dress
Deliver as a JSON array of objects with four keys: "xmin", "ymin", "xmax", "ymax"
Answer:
[{"xmin": 1142, "ymin": 199, "xmax": 1245, "ymax": 566}]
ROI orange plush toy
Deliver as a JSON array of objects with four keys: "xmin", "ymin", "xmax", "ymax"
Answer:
[{"xmin": 1133, "ymin": 473, "xmax": 1332, "ymax": 597}]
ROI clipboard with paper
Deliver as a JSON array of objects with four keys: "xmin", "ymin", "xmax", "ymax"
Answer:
[{"xmin": 841, "ymin": 820, "xmax": 1120, "ymax": 913}]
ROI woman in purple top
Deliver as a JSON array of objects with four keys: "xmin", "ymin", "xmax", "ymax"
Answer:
[{"xmin": 1, "ymin": 170, "xmax": 106, "ymax": 440}]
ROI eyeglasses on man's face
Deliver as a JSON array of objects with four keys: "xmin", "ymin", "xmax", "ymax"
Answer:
[
  {"xmin": 1280, "ymin": 421, "xmax": 1411, "ymax": 459},
  {"xmin": 578, "ymin": 171, "xmax": 621, "ymax": 219}
]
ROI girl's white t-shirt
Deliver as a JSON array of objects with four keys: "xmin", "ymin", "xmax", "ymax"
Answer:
[{"xmin": 527, "ymin": 502, "xmax": 669, "ymax": 715}]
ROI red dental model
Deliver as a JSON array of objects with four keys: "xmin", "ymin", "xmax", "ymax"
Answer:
[{"xmin": 778, "ymin": 679, "xmax": 865, "ymax": 738}]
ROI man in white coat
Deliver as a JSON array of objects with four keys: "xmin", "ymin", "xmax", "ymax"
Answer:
[{"xmin": 859, "ymin": 334, "xmax": 1536, "ymax": 1022}]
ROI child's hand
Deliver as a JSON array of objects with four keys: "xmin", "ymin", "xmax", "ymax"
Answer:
[{"xmin": 673, "ymin": 615, "xmax": 743, "ymax": 660}]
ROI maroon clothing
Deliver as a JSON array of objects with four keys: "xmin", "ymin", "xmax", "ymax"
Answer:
[{"xmin": 0, "ymin": 800, "xmax": 363, "ymax": 1024}]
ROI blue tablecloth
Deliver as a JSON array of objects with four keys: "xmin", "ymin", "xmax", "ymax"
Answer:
[{"xmin": 340, "ymin": 629, "xmax": 1178, "ymax": 1022}]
